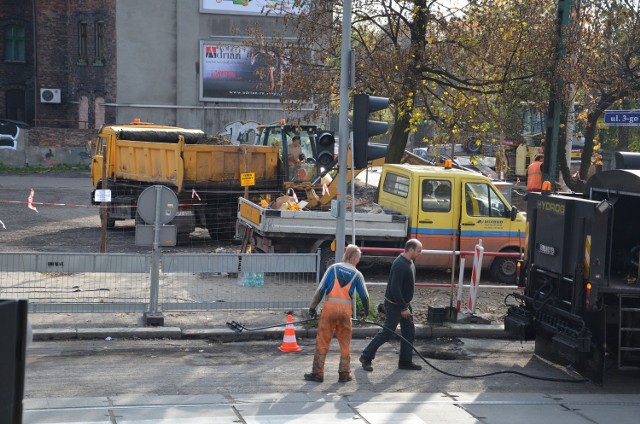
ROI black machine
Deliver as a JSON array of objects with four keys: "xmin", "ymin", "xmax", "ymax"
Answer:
[
  {"xmin": 0, "ymin": 299, "xmax": 28, "ymax": 424},
  {"xmin": 505, "ymin": 152, "xmax": 640, "ymax": 383}
]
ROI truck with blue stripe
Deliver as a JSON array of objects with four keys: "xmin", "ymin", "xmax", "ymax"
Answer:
[{"xmin": 238, "ymin": 163, "xmax": 526, "ymax": 284}]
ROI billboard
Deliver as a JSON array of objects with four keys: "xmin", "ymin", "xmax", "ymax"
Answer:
[
  {"xmin": 200, "ymin": 41, "xmax": 287, "ymax": 102},
  {"xmin": 200, "ymin": 0, "xmax": 304, "ymax": 16}
]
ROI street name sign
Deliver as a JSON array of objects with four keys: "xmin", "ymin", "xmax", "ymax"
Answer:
[{"xmin": 604, "ymin": 110, "xmax": 640, "ymax": 126}]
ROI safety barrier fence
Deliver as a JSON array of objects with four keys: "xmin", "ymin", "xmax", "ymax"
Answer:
[
  {"xmin": 360, "ymin": 246, "xmax": 521, "ymax": 258},
  {"xmin": 1, "ymin": 246, "xmax": 521, "ymax": 316},
  {"xmin": 362, "ymin": 244, "xmax": 523, "ymax": 315},
  {"xmin": 0, "ymin": 252, "xmax": 320, "ymax": 314}
]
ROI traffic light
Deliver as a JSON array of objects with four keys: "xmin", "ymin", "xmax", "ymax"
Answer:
[
  {"xmin": 352, "ymin": 93, "xmax": 390, "ymax": 169},
  {"xmin": 315, "ymin": 131, "xmax": 336, "ymax": 168}
]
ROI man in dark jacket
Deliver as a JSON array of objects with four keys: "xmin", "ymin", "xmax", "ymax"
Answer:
[{"xmin": 359, "ymin": 238, "xmax": 423, "ymax": 371}]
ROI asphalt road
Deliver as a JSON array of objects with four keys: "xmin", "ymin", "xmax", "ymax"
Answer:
[{"xmin": 25, "ymin": 337, "xmax": 621, "ymax": 400}]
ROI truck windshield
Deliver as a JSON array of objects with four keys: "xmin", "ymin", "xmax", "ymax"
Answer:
[
  {"xmin": 264, "ymin": 128, "xmax": 283, "ymax": 150},
  {"xmin": 464, "ymin": 182, "xmax": 508, "ymax": 217}
]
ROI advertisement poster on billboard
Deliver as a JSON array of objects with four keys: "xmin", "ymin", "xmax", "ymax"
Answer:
[
  {"xmin": 200, "ymin": 0, "xmax": 303, "ymax": 16},
  {"xmin": 200, "ymin": 41, "xmax": 288, "ymax": 102}
]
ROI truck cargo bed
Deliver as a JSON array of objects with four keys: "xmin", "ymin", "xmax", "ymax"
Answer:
[
  {"xmin": 112, "ymin": 140, "xmax": 279, "ymax": 192},
  {"xmin": 237, "ymin": 198, "xmax": 408, "ymax": 239}
]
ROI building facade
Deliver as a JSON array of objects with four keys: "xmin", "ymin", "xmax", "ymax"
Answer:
[
  {"xmin": 1, "ymin": 0, "xmax": 318, "ymax": 166},
  {"xmin": 114, "ymin": 0, "xmax": 315, "ymax": 137}
]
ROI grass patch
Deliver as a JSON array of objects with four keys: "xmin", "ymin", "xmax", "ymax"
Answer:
[{"xmin": 0, "ymin": 163, "xmax": 90, "ymax": 174}]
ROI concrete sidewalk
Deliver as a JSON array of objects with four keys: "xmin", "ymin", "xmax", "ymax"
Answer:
[{"xmin": 23, "ymin": 392, "xmax": 640, "ymax": 423}]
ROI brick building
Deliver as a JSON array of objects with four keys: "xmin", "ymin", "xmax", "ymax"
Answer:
[{"xmin": 1, "ymin": 0, "xmax": 115, "ymax": 166}]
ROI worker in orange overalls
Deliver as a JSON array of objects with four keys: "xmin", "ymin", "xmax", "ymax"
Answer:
[
  {"xmin": 526, "ymin": 153, "xmax": 544, "ymax": 192},
  {"xmin": 304, "ymin": 244, "xmax": 370, "ymax": 383}
]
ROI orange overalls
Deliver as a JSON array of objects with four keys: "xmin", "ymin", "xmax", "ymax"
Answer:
[{"xmin": 311, "ymin": 275, "xmax": 355, "ymax": 380}]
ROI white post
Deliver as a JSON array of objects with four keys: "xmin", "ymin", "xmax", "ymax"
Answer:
[
  {"xmin": 456, "ymin": 257, "xmax": 465, "ymax": 312},
  {"xmin": 467, "ymin": 239, "xmax": 484, "ymax": 314}
]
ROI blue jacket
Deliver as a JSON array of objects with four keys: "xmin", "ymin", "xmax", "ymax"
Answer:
[{"xmin": 309, "ymin": 263, "xmax": 370, "ymax": 314}]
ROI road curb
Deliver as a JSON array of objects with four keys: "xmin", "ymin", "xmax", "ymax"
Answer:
[
  {"xmin": 33, "ymin": 328, "xmax": 77, "ymax": 341},
  {"xmin": 77, "ymin": 327, "xmax": 182, "ymax": 340},
  {"xmin": 33, "ymin": 327, "xmax": 182, "ymax": 341},
  {"xmin": 33, "ymin": 323, "xmax": 510, "ymax": 341}
]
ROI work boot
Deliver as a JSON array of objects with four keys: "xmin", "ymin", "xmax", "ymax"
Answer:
[
  {"xmin": 338, "ymin": 372, "xmax": 352, "ymax": 383},
  {"xmin": 398, "ymin": 361, "xmax": 422, "ymax": 371},
  {"xmin": 303, "ymin": 373, "xmax": 323, "ymax": 383},
  {"xmin": 359, "ymin": 356, "xmax": 373, "ymax": 372}
]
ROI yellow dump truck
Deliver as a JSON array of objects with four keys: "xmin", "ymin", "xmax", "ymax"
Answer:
[{"xmin": 90, "ymin": 120, "xmax": 280, "ymax": 239}]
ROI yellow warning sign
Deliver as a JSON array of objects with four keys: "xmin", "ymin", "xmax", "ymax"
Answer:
[{"xmin": 241, "ymin": 172, "xmax": 255, "ymax": 187}]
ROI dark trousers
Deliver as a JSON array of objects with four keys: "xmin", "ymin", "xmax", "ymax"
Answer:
[{"xmin": 361, "ymin": 300, "xmax": 415, "ymax": 363}]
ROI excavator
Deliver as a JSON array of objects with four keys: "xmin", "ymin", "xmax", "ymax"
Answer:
[
  {"xmin": 286, "ymin": 146, "xmax": 430, "ymax": 208},
  {"xmin": 253, "ymin": 121, "xmax": 431, "ymax": 209}
]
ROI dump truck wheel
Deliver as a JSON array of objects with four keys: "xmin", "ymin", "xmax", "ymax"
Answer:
[
  {"xmin": 207, "ymin": 223, "xmax": 221, "ymax": 241},
  {"xmin": 320, "ymin": 247, "xmax": 335, "ymax": 275},
  {"xmin": 206, "ymin": 216, "xmax": 234, "ymax": 241},
  {"xmin": 101, "ymin": 213, "xmax": 116, "ymax": 229},
  {"xmin": 490, "ymin": 253, "xmax": 518, "ymax": 284}
]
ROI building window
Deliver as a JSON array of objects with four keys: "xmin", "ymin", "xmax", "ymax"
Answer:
[
  {"xmin": 78, "ymin": 96, "xmax": 89, "ymax": 129},
  {"xmin": 94, "ymin": 96, "xmax": 105, "ymax": 129},
  {"xmin": 5, "ymin": 89, "xmax": 25, "ymax": 122},
  {"xmin": 4, "ymin": 24, "xmax": 26, "ymax": 63},
  {"xmin": 77, "ymin": 21, "xmax": 88, "ymax": 64},
  {"xmin": 94, "ymin": 21, "xmax": 104, "ymax": 65}
]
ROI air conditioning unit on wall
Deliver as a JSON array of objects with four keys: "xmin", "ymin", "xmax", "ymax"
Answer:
[{"xmin": 40, "ymin": 88, "xmax": 61, "ymax": 104}]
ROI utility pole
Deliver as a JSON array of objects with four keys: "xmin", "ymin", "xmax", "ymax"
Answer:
[
  {"xmin": 335, "ymin": 0, "xmax": 353, "ymax": 263},
  {"xmin": 543, "ymin": 0, "xmax": 572, "ymax": 186}
]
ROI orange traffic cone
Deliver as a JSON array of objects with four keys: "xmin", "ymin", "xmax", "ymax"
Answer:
[{"xmin": 278, "ymin": 314, "xmax": 302, "ymax": 352}]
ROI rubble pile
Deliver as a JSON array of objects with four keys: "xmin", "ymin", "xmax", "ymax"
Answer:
[{"xmin": 197, "ymin": 134, "xmax": 234, "ymax": 145}]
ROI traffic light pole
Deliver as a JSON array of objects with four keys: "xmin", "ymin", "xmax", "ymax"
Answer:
[{"xmin": 335, "ymin": 0, "xmax": 353, "ymax": 263}]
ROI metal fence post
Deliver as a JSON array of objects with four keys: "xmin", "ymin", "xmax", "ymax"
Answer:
[{"xmin": 144, "ymin": 186, "xmax": 164, "ymax": 326}]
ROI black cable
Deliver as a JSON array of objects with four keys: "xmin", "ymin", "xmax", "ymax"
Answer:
[
  {"xmin": 227, "ymin": 316, "xmax": 588, "ymax": 383},
  {"xmin": 354, "ymin": 318, "xmax": 588, "ymax": 383},
  {"xmin": 226, "ymin": 318, "xmax": 317, "ymax": 333}
]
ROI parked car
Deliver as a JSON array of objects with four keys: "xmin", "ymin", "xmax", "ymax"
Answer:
[{"xmin": 412, "ymin": 148, "xmax": 498, "ymax": 180}]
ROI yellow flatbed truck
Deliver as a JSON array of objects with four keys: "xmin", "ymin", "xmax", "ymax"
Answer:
[{"xmin": 238, "ymin": 163, "xmax": 526, "ymax": 283}]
